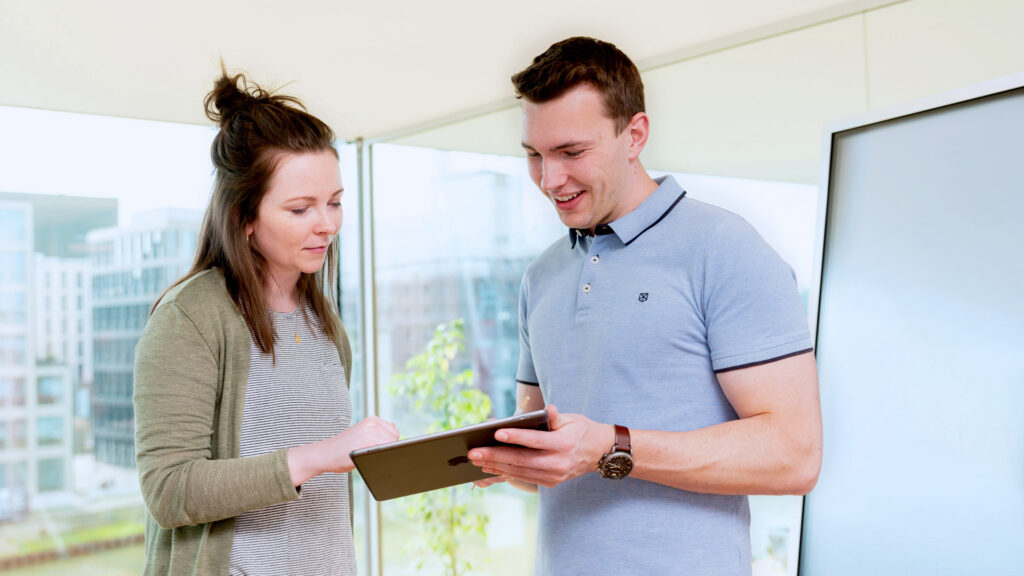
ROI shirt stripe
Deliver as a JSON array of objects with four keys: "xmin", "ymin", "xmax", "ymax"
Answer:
[{"xmin": 229, "ymin": 305, "xmax": 355, "ymax": 576}]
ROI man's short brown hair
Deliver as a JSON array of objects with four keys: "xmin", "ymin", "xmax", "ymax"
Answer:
[{"xmin": 511, "ymin": 36, "xmax": 645, "ymax": 134}]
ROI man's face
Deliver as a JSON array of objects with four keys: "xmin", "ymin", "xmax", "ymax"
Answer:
[{"xmin": 521, "ymin": 84, "xmax": 635, "ymax": 231}]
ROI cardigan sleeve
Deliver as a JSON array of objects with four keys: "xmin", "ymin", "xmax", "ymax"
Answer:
[{"xmin": 133, "ymin": 299, "xmax": 300, "ymax": 530}]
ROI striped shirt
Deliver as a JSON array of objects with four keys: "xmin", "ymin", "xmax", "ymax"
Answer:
[{"xmin": 229, "ymin": 305, "xmax": 355, "ymax": 576}]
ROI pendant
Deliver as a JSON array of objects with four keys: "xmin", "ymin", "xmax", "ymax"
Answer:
[{"xmin": 295, "ymin": 333, "xmax": 301, "ymax": 344}]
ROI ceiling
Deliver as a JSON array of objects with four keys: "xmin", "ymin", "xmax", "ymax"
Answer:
[{"xmin": 1, "ymin": 0, "xmax": 869, "ymax": 141}]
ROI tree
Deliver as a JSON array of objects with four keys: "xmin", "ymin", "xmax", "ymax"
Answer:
[{"xmin": 389, "ymin": 319, "xmax": 492, "ymax": 576}]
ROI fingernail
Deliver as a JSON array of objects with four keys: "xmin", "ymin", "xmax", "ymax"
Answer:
[{"xmin": 495, "ymin": 431, "xmax": 507, "ymax": 442}]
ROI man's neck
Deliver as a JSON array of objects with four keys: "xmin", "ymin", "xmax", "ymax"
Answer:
[{"xmin": 589, "ymin": 164, "xmax": 659, "ymax": 233}]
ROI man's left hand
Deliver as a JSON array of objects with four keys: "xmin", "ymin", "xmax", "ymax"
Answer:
[{"xmin": 468, "ymin": 405, "xmax": 613, "ymax": 488}]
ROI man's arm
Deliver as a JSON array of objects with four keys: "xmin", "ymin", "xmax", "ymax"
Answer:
[
  {"xmin": 514, "ymin": 382, "xmax": 546, "ymax": 414},
  {"xmin": 631, "ymin": 351, "xmax": 821, "ymax": 494},
  {"xmin": 470, "ymin": 351, "xmax": 821, "ymax": 495}
]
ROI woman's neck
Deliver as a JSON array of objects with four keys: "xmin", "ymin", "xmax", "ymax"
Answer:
[{"xmin": 265, "ymin": 272, "xmax": 300, "ymax": 313}]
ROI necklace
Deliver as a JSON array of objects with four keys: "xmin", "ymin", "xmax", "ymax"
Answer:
[
  {"xmin": 291, "ymin": 310, "xmax": 302, "ymax": 344},
  {"xmin": 274, "ymin": 307, "xmax": 302, "ymax": 344}
]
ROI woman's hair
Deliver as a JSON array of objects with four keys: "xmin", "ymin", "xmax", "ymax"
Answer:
[{"xmin": 153, "ymin": 65, "xmax": 341, "ymax": 357}]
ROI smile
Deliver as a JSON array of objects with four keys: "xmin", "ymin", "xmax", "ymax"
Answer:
[{"xmin": 553, "ymin": 191, "xmax": 583, "ymax": 203}]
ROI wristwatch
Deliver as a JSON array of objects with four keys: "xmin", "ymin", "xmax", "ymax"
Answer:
[{"xmin": 598, "ymin": 424, "xmax": 633, "ymax": 479}]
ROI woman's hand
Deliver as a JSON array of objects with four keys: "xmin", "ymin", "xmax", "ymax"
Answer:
[
  {"xmin": 288, "ymin": 416, "xmax": 399, "ymax": 485},
  {"xmin": 329, "ymin": 416, "xmax": 401, "ymax": 472}
]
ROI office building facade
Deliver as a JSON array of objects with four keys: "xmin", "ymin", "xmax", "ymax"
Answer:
[{"xmin": 88, "ymin": 208, "xmax": 200, "ymax": 468}]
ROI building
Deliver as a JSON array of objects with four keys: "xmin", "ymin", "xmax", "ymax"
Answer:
[
  {"xmin": 376, "ymin": 168, "xmax": 538, "ymax": 420},
  {"xmin": 0, "ymin": 193, "xmax": 116, "ymax": 513},
  {"xmin": 34, "ymin": 254, "xmax": 93, "ymax": 453},
  {"xmin": 87, "ymin": 208, "xmax": 201, "ymax": 468}
]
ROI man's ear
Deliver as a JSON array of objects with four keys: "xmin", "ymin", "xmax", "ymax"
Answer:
[{"xmin": 624, "ymin": 112, "xmax": 650, "ymax": 161}]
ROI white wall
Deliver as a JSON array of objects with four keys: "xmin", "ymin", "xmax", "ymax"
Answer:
[{"xmin": 392, "ymin": 0, "xmax": 1024, "ymax": 184}]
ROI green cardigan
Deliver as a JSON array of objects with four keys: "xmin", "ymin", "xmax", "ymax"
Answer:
[{"xmin": 133, "ymin": 269, "xmax": 352, "ymax": 575}]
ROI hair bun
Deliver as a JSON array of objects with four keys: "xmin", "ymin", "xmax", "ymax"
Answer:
[{"xmin": 203, "ymin": 70, "xmax": 271, "ymax": 126}]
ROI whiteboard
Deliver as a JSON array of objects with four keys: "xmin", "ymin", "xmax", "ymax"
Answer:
[{"xmin": 800, "ymin": 75, "xmax": 1024, "ymax": 575}]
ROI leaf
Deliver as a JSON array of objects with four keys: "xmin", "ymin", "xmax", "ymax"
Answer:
[{"xmin": 387, "ymin": 317, "xmax": 493, "ymax": 573}]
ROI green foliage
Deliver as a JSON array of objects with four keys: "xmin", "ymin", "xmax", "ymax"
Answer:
[{"xmin": 389, "ymin": 319, "xmax": 492, "ymax": 576}]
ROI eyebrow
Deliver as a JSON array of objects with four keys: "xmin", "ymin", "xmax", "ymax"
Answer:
[
  {"xmin": 521, "ymin": 140, "xmax": 593, "ymax": 153},
  {"xmin": 284, "ymin": 188, "xmax": 344, "ymax": 203}
]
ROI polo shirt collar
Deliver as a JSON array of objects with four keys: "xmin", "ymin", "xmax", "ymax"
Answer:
[{"xmin": 568, "ymin": 175, "xmax": 687, "ymax": 249}]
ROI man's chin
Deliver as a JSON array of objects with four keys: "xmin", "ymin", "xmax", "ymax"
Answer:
[{"xmin": 556, "ymin": 215, "xmax": 592, "ymax": 231}]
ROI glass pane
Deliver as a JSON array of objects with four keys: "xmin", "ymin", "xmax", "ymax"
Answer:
[
  {"xmin": 0, "ymin": 207, "xmax": 28, "ymax": 242},
  {"xmin": 0, "ymin": 378, "xmax": 28, "ymax": 408},
  {"xmin": 36, "ymin": 417, "xmax": 63, "ymax": 447},
  {"xmin": 1, "ymin": 104, "xmax": 363, "ymax": 573},
  {"xmin": 0, "ymin": 252, "xmax": 26, "ymax": 284},
  {"xmin": 37, "ymin": 376, "xmax": 64, "ymax": 405},
  {"xmin": 371, "ymin": 143, "xmax": 563, "ymax": 575},
  {"xmin": 37, "ymin": 458, "xmax": 65, "ymax": 492},
  {"xmin": 0, "ymin": 291, "xmax": 27, "ymax": 326},
  {"xmin": 13, "ymin": 421, "xmax": 28, "ymax": 449},
  {"xmin": 0, "ymin": 337, "xmax": 27, "ymax": 366}
]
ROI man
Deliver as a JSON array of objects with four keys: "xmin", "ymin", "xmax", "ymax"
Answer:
[{"xmin": 468, "ymin": 36, "xmax": 822, "ymax": 575}]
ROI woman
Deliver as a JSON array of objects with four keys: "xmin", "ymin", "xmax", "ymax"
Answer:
[{"xmin": 133, "ymin": 69, "xmax": 398, "ymax": 576}]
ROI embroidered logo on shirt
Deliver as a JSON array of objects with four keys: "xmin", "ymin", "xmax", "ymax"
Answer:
[{"xmin": 639, "ymin": 292, "xmax": 649, "ymax": 302}]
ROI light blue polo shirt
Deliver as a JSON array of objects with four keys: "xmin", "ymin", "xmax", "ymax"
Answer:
[{"xmin": 517, "ymin": 175, "xmax": 812, "ymax": 576}]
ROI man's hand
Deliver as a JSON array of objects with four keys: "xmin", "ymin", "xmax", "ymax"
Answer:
[{"xmin": 468, "ymin": 405, "xmax": 614, "ymax": 488}]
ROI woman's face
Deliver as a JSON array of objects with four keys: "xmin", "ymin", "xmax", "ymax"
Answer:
[{"xmin": 246, "ymin": 149, "xmax": 343, "ymax": 291}]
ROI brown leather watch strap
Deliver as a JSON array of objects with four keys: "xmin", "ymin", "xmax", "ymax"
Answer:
[{"xmin": 613, "ymin": 424, "xmax": 631, "ymax": 453}]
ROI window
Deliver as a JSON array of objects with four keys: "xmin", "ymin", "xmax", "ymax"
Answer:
[
  {"xmin": 37, "ymin": 458, "xmax": 64, "ymax": 492},
  {"xmin": 0, "ymin": 207, "xmax": 28, "ymax": 243},
  {"xmin": 37, "ymin": 376, "xmax": 64, "ymax": 406},
  {"xmin": 1, "ymin": 461, "xmax": 28, "ymax": 490},
  {"xmin": 0, "ymin": 292, "xmax": 26, "ymax": 325},
  {"xmin": 0, "ymin": 104, "xmax": 360, "ymax": 573},
  {"xmin": 0, "ymin": 378, "xmax": 27, "ymax": 407},
  {"xmin": 10, "ymin": 420, "xmax": 28, "ymax": 449},
  {"xmin": 0, "ymin": 252, "xmax": 26, "ymax": 284},
  {"xmin": 371, "ymin": 143, "xmax": 563, "ymax": 575},
  {"xmin": 36, "ymin": 417, "xmax": 63, "ymax": 447},
  {"xmin": 0, "ymin": 83, "xmax": 822, "ymax": 576}
]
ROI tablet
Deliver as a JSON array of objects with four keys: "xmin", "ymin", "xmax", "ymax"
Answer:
[{"xmin": 350, "ymin": 409, "xmax": 549, "ymax": 501}]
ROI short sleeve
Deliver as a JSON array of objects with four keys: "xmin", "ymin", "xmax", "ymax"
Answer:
[
  {"xmin": 515, "ymin": 273, "xmax": 539, "ymax": 385},
  {"xmin": 702, "ymin": 215, "xmax": 813, "ymax": 372}
]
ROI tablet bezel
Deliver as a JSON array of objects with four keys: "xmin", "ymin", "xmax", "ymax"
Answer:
[{"xmin": 350, "ymin": 409, "xmax": 549, "ymax": 501}]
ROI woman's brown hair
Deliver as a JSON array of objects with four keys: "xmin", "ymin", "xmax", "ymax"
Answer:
[{"xmin": 153, "ymin": 65, "xmax": 341, "ymax": 357}]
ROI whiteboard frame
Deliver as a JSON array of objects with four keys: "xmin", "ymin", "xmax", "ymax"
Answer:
[{"xmin": 798, "ymin": 69, "xmax": 1024, "ymax": 575}]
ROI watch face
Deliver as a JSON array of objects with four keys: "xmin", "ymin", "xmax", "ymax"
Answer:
[{"xmin": 600, "ymin": 452, "xmax": 633, "ymax": 479}]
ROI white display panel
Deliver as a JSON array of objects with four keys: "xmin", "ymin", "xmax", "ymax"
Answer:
[{"xmin": 801, "ymin": 79, "xmax": 1024, "ymax": 574}]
